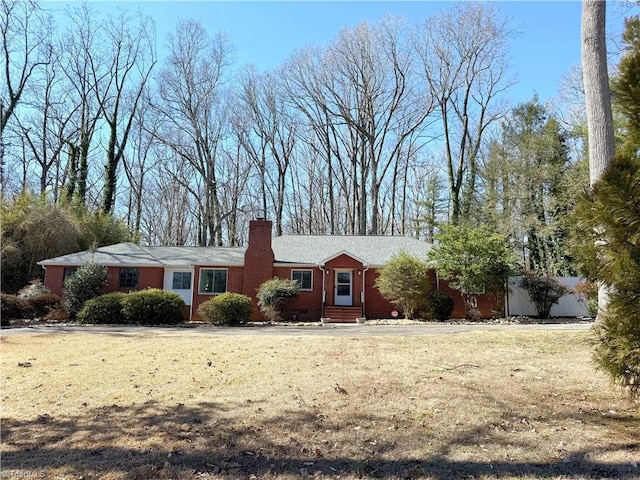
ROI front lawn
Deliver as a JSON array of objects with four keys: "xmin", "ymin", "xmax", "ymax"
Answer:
[{"xmin": 1, "ymin": 330, "xmax": 638, "ymax": 479}]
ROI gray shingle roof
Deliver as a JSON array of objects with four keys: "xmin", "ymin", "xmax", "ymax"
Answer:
[
  {"xmin": 38, "ymin": 236, "xmax": 431, "ymax": 268},
  {"xmin": 145, "ymin": 245, "xmax": 246, "ymax": 266},
  {"xmin": 272, "ymin": 235, "xmax": 431, "ymax": 267},
  {"xmin": 38, "ymin": 242, "xmax": 246, "ymax": 267}
]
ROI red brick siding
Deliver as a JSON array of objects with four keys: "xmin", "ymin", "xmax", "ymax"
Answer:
[
  {"xmin": 437, "ymin": 278, "xmax": 502, "ymax": 319},
  {"xmin": 364, "ymin": 269, "xmax": 500, "ymax": 320},
  {"xmin": 105, "ymin": 267, "xmax": 163, "ymax": 292},
  {"xmin": 274, "ymin": 266, "xmax": 324, "ymax": 321},
  {"xmin": 191, "ymin": 266, "xmax": 244, "ymax": 321},
  {"xmin": 242, "ymin": 220, "xmax": 275, "ymax": 320},
  {"xmin": 363, "ymin": 268, "xmax": 389, "ymax": 319},
  {"xmin": 324, "ymin": 254, "xmax": 364, "ymax": 307},
  {"xmin": 43, "ymin": 265, "xmax": 164, "ymax": 296},
  {"xmin": 42, "ymin": 266, "xmax": 65, "ymax": 297},
  {"xmin": 362, "ymin": 268, "xmax": 438, "ymax": 319}
]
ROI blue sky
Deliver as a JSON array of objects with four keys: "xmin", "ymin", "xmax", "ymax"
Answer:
[{"xmin": 45, "ymin": 1, "xmax": 632, "ymax": 105}]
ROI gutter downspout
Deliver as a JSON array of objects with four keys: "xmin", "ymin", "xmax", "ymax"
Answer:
[
  {"xmin": 189, "ymin": 265, "xmax": 195, "ymax": 321},
  {"xmin": 361, "ymin": 266, "xmax": 370, "ymax": 319},
  {"xmin": 319, "ymin": 265, "xmax": 327, "ymax": 319}
]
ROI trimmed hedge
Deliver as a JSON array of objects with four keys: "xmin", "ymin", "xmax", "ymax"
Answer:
[
  {"xmin": 197, "ymin": 292, "xmax": 253, "ymax": 326},
  {"xmin": 121, "ymin": 289, "xmax": 185, "ymax": 325},
  {"xmin": 77, "ymin": 289, "xmax": 185, "ymax": 325},
  {"xmin": 1, "ymin": 294, "xmax": 34, "ymax": 323},
  {"xmin": 78, "ymin": 292, "xmax": 127, "ymax": 324},
  {"xmin": 28, "ymin": 292, "xmax": 61, "ymax": 318}
]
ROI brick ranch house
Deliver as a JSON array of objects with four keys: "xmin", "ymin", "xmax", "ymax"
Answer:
[{"xmin": 39, "ymin": 219, "xmax": 500, "ymax": 322}]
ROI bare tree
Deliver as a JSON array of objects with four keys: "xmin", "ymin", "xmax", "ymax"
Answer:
[
  {"xmin": 413, "ymin": 3, "xmax": 515, "ymax": 224},
  {"xmin": 284, "ymin": 17, "xmax": 432, "ymax": 235},
  {"xmin": 1, "ymin": 0, "xmax": 52, "ymax": 195},
  {"xmin": 324, "ymin": 18, "xmax": 432, "ymax": 234},
  {"xmin": 100, "ymin": 9, "xmax": 157, "ymax": 214},
  {"xmin": 139, "ymin": 160, "xmax": 197, "ymax": 246},
  {"xmin": 122, "ymin": 89, "xmax": 159, "ymax": 238},
  {"xmin": 16, "ymin": 45, "xmax": 72, "ymax": 196},
  {"xmin": 153, "ymin": 19, "xmax": 234, "ymax": 246},
  {"xmin": 283, "ymin": 45, "xmax": 342, "ymax": 233},
  {"xmin": 219, "ymin": 140, "xmax": 253, "ymax": 246},
  {"xmin": 285, "ymin": 135, "xmax": 333, "ymax": 234},
  {"xmin": 235, "ymin": 66, "xmax": 298, "ymax": 236},
  {"xmin": 58, "ymin": 2, "xmax": 104, "ymax": 204},
  {"xmin": 1, "ymin": 0, "xmax": 51, "ymax": 135}
]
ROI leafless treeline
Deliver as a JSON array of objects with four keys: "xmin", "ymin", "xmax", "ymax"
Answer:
[{"xmin": 1, "ymin": 0, "xmax": 516, "ymax": 246}]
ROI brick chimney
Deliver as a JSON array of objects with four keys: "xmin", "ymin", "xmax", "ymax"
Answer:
[{"xmin": 243, "ymin": 219, "xmax": 275, "ymax": 317}]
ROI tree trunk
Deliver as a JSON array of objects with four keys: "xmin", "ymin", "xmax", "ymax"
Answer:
[
  {"xmin": 581, "ymin": 0, "xmax": 615, "ymax": 186},
  {"xmin": 581, "ymin": 0, "xmax": 615, "ymax": 315}
]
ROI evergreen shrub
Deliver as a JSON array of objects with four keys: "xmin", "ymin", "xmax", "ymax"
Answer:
[
  {"xmin": 121, "ymin": 289, "xmax": 185, "ymax": 325},
  {"xmin": 428, "ymin": 290, "xmax": 454, "ymax": 321},
  {"xmin": 198, "ymin": 292, "xmax": 253, "ymax": 326},
  {"xmin": 570, "ymin": 154, "xmax": 640, "ymax": 398},
  {"xmin": 78, "ymin": 292, "xmax": 127, "ymax": 324},
  {"xmin": 375, "ymin": 251, "xmax": 432, "ymax": 319},
  {"xmin": 63, "ymin": 263, "xmax": 108, "ymax": 317},
  {"xmin": 256, "ymin": 278, "xmax": 300, "ymax": 321}
]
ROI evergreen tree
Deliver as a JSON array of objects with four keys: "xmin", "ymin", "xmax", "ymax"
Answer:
[
  {"xmin": 611, "ymin": 16, "xmax": 640, "ymax": 158},
  {"xmin": 572, "ymin": 16, "xmax": 640, "ymax": 399},
  {"xmin": 570, "ymin": 154, "xmax": 640, "ymax": 398},
  {"xmin": 428, "ymin": 224, "xmax": 513, "ymax": 318},
  {"xmin": 482, "ymin": 97, "xmax": 574, "ymax": 275}
]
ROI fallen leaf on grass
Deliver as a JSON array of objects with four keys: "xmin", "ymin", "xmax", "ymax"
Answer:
[{"xmin": 334, "ymin": 384, "xmax": 347, "ymax": 394}]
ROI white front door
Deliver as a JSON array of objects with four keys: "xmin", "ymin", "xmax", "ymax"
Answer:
[
  {"xmin": 163, "ymin": 269, "xmax": 193, "ymax": 306},
  {"xmin": 335, "ymin": 270, "xmax": 352, "ymax": 306}
]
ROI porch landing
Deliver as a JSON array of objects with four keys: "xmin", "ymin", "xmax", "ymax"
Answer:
[{"xmin": 322, "ymin": 306, "xmax": 363, "ymax": 323}]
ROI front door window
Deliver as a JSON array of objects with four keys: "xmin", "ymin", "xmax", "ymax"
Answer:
[
  {"xmin": 335, "ymin": 270, "xmax": 352, "ymax": 306},
  {"xmin": 163, "ymin": 269, "xmax": 193, "ymax": 305}
]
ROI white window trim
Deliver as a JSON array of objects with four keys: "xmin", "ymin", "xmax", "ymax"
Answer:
[
  {"xmin": 291, "ymin": 269, "xmax": 313, "ymax": 291},
  {"xmin": 198, "ymin": 268, "xmax": 228, "ymax": 295},
  {"xmin": 172, "ymin": 271, "xmax": 192, "ymax": 290}
]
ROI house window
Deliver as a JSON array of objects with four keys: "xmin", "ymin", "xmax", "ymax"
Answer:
[
  {"xmin": 172, "ymin": 272, "xmax": 192, "ymax": 290},
  {"xmin": 291, "ymin": 269, "xmax": 312, "ymax": 290},
  {"xmin": 119, "ymin": 268, "xmax": 139, "ymax": 289},
  {"xmin": 461, "ymin": 283, "xmax": 485, "ymax": 295},
  {"xmin": 63, "ymin": 267, "xmax": 77, "ymax": 279},
  {"xmin": 199, "ymin": 269, "xmax": 227, "ymax": 294}
]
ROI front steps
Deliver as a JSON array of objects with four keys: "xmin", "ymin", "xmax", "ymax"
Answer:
[{"xmin": 322, "ymin": 306, "xmax": 363, "ymax": 323}]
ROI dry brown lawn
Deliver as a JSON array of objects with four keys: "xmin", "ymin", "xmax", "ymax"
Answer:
[{"xmin": 1, "ymin": 328, "xmax": 638, "ymax": 480}]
